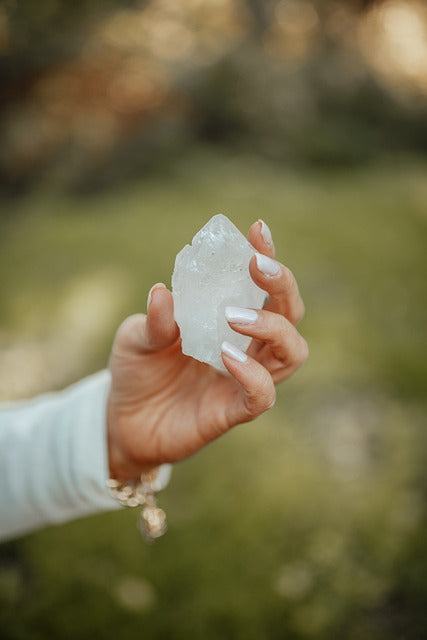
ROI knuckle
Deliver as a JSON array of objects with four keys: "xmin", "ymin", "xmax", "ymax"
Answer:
[
  {"xmin": 119, "ymin": 314, "xmax": 144, "ymax": 337},
  {"xmin": 282, "ymin": 266, "xmax": 296, "ymax": 292},
  {"xmin": 295, "ymin": 300, "xmax": 306, "ymax": 324},
  {"xmin": 279, "ymin": 314, "xmax": 291, "ymax": 339},
  {"xmin": 116, "ymin": 316, "xmax": 134, "ymax": 339},
  {"xmin": 239, "ymin": 398, "xmax": 258, "ymax": 423},
  {"xmin": 242, "ymin": 408, "xmax": 257, "ymax": 423},
  {"xmin": 113, "ymin": 315, "xmax": 141, "ymax": 352},
  {"xmin": 259, "ymin": 373, "xmax": 276, "ymax": 412},
  {"xmin": 296, "ymin": 337, "xmax": 309, "ymax": 367},
  {"xmin": 265, "ymin": 387, "xmax": 276, "ymax": 410},
  {"xmin": 274, "ymin": 316, "xmax": 294, "ymax": 359},
  {"xmin": 245, "ymin": 371, "xmax": 275, "ymax": 416},
  {"xmin": 301, "ymin": 337, "xmax": 309, "ymax": 360}
]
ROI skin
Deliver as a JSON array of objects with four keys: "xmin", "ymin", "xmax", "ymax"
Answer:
[{"xmin": 107, "ymin": 220, "xmax": 308, "ymax": 481}]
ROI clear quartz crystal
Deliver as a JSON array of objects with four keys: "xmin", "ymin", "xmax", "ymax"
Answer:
[{"xmin": 172, "ymin": 214, "xmax": 266, "ymax": 371}]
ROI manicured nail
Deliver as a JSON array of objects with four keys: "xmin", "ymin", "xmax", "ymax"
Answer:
[
  {"xmin": 225, "ymin": 306, "xmax": 258, "ymax": 324},
  {"xmin": 258, "ymin": 219, "xmax": 273, "ymax": 245},
  {"xmin": 147, "ymin": 282, "xmax": 166, "ymax": 310},
  {"xmin": 221, "ymin": 341, "xmax": 248, "ymax": 363},
  {"xmin": 255, "ymin": 252, "xmax": 280, "ymax": 276}
]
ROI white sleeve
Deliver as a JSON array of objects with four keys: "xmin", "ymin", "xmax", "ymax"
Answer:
[{"xmin": 0, "ymin": 370, "xmax": 120, "ymax": 542}]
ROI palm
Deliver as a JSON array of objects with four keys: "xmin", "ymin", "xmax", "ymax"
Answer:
[{"xmin": 108, "ymin": 334, "xmax": 243, "ymax": 475}]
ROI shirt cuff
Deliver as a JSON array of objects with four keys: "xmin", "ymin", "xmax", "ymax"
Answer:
[{"xmin": 0, "ymin": 369, "xmax": 173, "ymax": 541}]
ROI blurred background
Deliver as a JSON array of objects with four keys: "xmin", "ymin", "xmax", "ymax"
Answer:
[{"xmin": 0, "ymin": 0, "xmax": 426, "ymax": 638}]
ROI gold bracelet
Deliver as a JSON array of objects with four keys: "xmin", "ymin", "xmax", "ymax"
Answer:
[{"xmin": 107, "ymin": 468, "xmax": 167, "ymax": 542}]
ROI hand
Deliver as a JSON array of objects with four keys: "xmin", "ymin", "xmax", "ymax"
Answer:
[{"xmin": 107, "ymin": 220, "xmax": 308, "ymax": 480}]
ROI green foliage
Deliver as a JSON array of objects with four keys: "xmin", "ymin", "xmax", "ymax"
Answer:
[{"xmin": 1, "ymin": 0, "xmax": 427, "ymax": 194}]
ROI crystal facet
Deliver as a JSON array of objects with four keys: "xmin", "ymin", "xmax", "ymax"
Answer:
[{"xmin": 172, "ymin": 214, "xmax": 267, "ymax": 371}]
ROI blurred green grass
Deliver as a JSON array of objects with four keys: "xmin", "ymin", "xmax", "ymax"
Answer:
[{"xmin": 0, "ymin": 150, "xmax": 426, "ymax": 639}]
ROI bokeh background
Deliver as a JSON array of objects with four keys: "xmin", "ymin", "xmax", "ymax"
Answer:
[{"xmin": 1, "ymin": 1, "xmax": 426, "ymax": 638}]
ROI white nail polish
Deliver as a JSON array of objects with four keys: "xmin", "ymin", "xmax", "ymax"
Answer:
[
  {"xmin": 225, "ymin": 306, "xmax": 258, "ymax": 324},
  {"xmin": 147, "ymin": 286, "xmax": 155, "ymax": 310},
  {"xmin": 258, "ymin": 219, "xmax": 273, "ymax": 245},
  {"xmin": 255, "ymin": 252, "xmax": 280, "ymax": 276},
  {"xmin": 147, "ymin": 283, "xmax": 166, "ymax": 311},
  {"xmin": 221, "ymin": 341, "xmax": 248, "ymax": 363}
]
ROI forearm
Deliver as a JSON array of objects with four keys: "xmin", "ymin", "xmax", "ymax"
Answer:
[{"xmin": 0, "ymin": 370, "xmax": 119, "ymax": 542}]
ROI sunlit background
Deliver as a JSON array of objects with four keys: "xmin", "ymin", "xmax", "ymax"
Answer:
[{"xmin": 0, "ymin": 1, "xmax": 426, "ymax": 639}]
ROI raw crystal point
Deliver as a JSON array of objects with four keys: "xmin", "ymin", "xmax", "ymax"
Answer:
[{"xmin": 172, "ymin": 214, "xmax": 266, "ymax": 371}]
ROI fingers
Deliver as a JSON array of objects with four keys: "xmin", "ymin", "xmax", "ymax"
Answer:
[
  {"xmin": 247, "ymin": 218, "xmax": 305, "ymax": 325},
  {"xmin": 248, "ymin": 219, "xmax": 275, "ymax": 258},
  {"xmin": 225, "ymin": 307, "xmax": 308, "ymax": 380},
  {"xmin": 146, "ymin": 283, "xmax": 180, "ymax": 350},
  {"xmin": 249, "ymin": 253, "xmax": 305, "ymax": 325},
  {"xmin": 113, "ymin": 283, "xmax": 179, "ymax": 354},
  {"xmin": 221, "ymin": 342, "xmax": 276, "ymax": 424}
]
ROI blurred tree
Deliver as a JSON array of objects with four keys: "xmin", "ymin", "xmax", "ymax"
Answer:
[{"xmin": 0, "ymin": 0, "xmax": 426, "ymax": 195}]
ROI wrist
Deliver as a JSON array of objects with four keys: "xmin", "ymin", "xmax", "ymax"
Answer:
[{"xmin": 106, "ymin": 397, "xmax": 153, "ymax": 482}]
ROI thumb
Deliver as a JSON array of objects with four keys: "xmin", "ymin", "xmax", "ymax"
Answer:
[
  {"xmin": 113, "ymin": 283, "xmax": 179, "ymax": 355},
  {"xmin": 146, "ymin": 282, "xmax": 180, "ymax": 350}
]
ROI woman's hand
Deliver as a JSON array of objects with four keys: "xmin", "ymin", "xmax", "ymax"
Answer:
[{"xmin": 107, "ymin": 220, "xmax": 308, "ymax": 480}]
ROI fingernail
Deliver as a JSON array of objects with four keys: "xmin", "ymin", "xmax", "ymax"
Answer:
[
  {"xmin": 225, "ymin": 306, "xmax": 258, "ymax": 324},
  {"xmin": 147, "ymin": 282, "xmax": 166, "ymax": 310},
  {"xmin": 221, "ymin": 341, "xmax": 248, "ymax": 363},
  {"xmin": 255, "ymin": 253, "xmax": 280, "ymax": 276},
  {"xmin": 258, "ymin": 219, "xmax": 273, "ymax": 245}
]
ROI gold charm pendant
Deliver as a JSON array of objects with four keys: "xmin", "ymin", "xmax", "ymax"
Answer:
[{"xmin": 107, "ymin": 468, "xmax": 168, "ymax": 542}]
